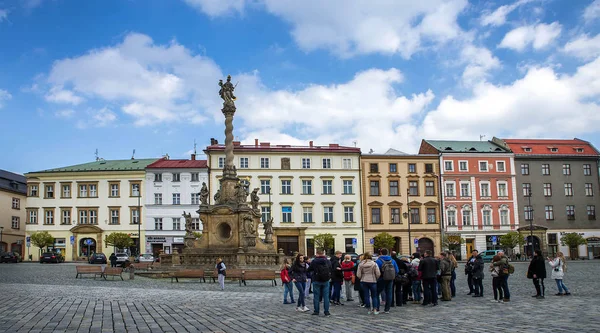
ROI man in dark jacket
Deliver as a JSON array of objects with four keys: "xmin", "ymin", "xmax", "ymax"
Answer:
[
  {"xmin": 528, "ymin": 249, "xmax": 547, "ymax": 298},
  {"xmin": 391, "ymin": 251, "xmax": 409, "ymax": 306},
  {"xmin": 471, "ymin": 252, "xmax": 484, "ymax": 297},
  {"xmin": 330, "ymin": 251, "xmax": 344, "ymax": 305},
  {"xmin": 418, "ymin": 250, "xmax": 438, "ymax": 306},
  {"xmin": 465, "ymin": 250, "xmax": 477, "ymax": 295},
  {"xmin": 307, "ymin": 249, "xmax": 333, "ymax": 316}
]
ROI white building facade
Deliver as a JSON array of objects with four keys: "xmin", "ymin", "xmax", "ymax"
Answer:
[
  {"xmin": 144, "ymin": 156, "xmax": 208, "ymax": 255},
  {"xmin": 205, "ymin": 140, "xmax": 363, "ymax": 257}
]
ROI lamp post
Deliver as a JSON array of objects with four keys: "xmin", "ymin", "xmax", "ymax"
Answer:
[
  {"xmin": 0, "ymin": 226, "xmax": 4, "ymax": 252},
  {"xmin": 405, "ymin": 188, "xmax": 412, "ymax": 252},
  {"xmin": 527, "ymin": 190, "xmax": 533, "ymax": 259},
  {"xmin": 137, "ymin": 187, "xmax": 141, "ymax": 256}
]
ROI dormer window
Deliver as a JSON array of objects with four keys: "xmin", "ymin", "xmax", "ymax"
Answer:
[
  {"xmin": 549, "ymin": 147, "xmax": 558, "ymax": 152},
  {"xmin": 575, "ymin": 148, "xmax": 584, "ymax": 153},
  {"xmin": 523, "ymin": 147, "xmax": 532, "ymax": 152}
]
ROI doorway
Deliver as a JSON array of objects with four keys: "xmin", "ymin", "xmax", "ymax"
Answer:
[
  {"xmin": 393, "ymin": 237, "xmax": 401, "ymax": 254},
  {"xmin": 79, "ymin": 238, "xmax": 96, "ymax": 257},
  {"xmin": 466, "ymin": 239, "xmax": 474, "ymax": 255},
  {"xmin": 524, "ymin": 235, "xmax": 540, "ymax": 257},
  {"xmin": 306, "ymin": 239, "xmax": 315, "ymax": 258},
  {"xmin": 418, "ymin": 238, "xmax": 434, "ymax": 255},
  {"xmin": 277, "ymin": 236, "xmax": 299, "ymax": 256}
]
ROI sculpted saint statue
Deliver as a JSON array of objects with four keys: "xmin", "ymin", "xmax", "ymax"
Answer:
[
  {"xmin": 214, "ymin": 189, "xmax": 221, "ymax": 205},
  {"xmin": 182, "ymin": 211, "xmax": 193, "ymax": 236},
  {"xmin": 218, "ymin": 75, "xmax": 237, "ymax": 104},
  {"xmin": 263, "ymin": 217, "xmax": 274, "ymax": 236},
  {"xmin": 250, "ymin": 188, "xmax": 260, "ymax": 210},
  {"xmin": 199, "ymin": 182, "xmax": 209, "ymax": 205}
]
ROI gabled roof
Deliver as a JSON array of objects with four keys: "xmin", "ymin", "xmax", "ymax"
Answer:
[
  {"xmin": 423, "ymin": 140, "xmax": 510, "ymax": 153},
  {"xmin": 146, "ymin": 159, "xmax": 208, "ymax": 169},
  {"xmin": 27, "ymin": 159, "xmax": 159, "ymax": 174},
  {"xmin": 502, "ymin": 138, "xmax": 600, "ymax": 157},
  {"xmin": 0, "ymin": 169, "xmax": 27, "ymax": 194},
  {"xmin": 384, "ymin": 148, "xmax": 408, "ymax": 155}
]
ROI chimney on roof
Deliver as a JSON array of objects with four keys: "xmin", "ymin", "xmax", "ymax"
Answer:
[
  {"xmin": 191, "ymin": 154, "xmax": 196, "ymax": 160},
  {"xmin": 309, "ymin": 141, "xmax": 313, "ymax": 147},
  {"xmin": 210, "ymin": 138, "xmax": 218, "ymax": 145},
  {"xmin": 255, "ymin": 139, "xmax": 259, "ymax": 147}
]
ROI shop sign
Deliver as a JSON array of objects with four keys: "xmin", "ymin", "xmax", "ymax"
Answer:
[
  {"xmin": 147, "ymin": 236, "xmax": 167, "ymax": 243},
  {"xmin": 128, "ymin": 233, "xmax": 139, "ymax": 238},
  {"xmin": 173, "ymin": 237, "xmax": 184, "ymax": 243}
]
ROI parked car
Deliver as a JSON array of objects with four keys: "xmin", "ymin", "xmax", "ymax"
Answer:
[
  {"xmin": 88, "ymin": 253, "xmax": 107, "ymax": 264},
  {"xmin": 1, "ymin": 252, "xmax": 22, "ymax": 263},
  {"xmin": 134, "ymin": 254, "xmax": 155, "ymax": 263},
  {"xmin": 115, "ymin": 253, "xmax": 129, "ymax": 267},
  {"xmin": 480, "ymin": 250, "xmax": 503, "ymax": 262},
  {"xmin": 40, "ymin": 252, "xmax": 64, "ymax": 263}
]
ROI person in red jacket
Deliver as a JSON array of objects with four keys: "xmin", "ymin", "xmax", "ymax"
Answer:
[
  {"xmin": 280, "ymin": 258, "xmax": 295, "ymax": 304},
  {"xmin": 341, "ymin": 254, "xmax": 356, "ymax": 301}
]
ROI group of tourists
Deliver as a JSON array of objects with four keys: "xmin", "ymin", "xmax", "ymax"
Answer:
[{"xmin": 276, "ymin": 248, "xmax": 573, "ymax": 316}]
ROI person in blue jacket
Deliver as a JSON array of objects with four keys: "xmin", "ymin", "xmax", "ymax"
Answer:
[{"xmin": 375, "ymin": 248, "xmax": 399, "ymax": 313}]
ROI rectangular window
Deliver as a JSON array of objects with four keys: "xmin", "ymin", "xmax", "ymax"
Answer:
[
  {"xmin": 154, "ymin": 193, "xmax": 162, "ymax": 205},
  {"xmin": 61, "ymin": 209, "xmax": 70, "ymax": 225},
  {"xmin": 410, "ymin": 208, "xmax": 420, "ymax": 224},
  {"xmin": 445, "ymin": 183, "xmax": 455, "ymax": 197},
  {"xmin": 479, "ymin": 161, "xmax": 488, "ymax": 172},
  {"xmin": 427, "ymin": 208, "xmax": 436, "ymax": 224},
  {"xmin": 342, "ymin": 158, "xmax": 352, "ymax": 169},
  {"xmin": 218, "ymin": 157, "xmax": 225, "ymax": 169},
  {"xmin": 425, "ymin": 163, "xmax": 434, "ymax": 173},
  {"xmin": 79, "ymin": 210, "xmax": 88, "ymax": 224},
  {"xmin": 444, "ymin": 161, "xmax": 453, "ymax": 171},
  {"xmin": 79, "ymin": 184, "xmax": 87, "ymax": 198},
  {"xmin": 500, "ymin": 210, "xmax": 509, "ymax": 225},
  {"xmin": 302, "ymin": 207, "xmax": 313, "ymax": 223},
  {"xmin": 563, "ymin": 164, "xmax": 571, "ymax": 175},
  {"xmin": 261, "ymin": 180, "xmax": 271, "ymax": 194},
  {"xmin": 370, "ymin": 181, "xmax": 380, "ymax": 196},
  {"xmin": 89, "ymin": 184, "xmax": 97, "ymax": 197},
  {"xmin": 482, "ymin": 210, "xmax": 491, "ymax": 225},
  {"xmin": 498, "ymin": 183, "xmax": 507, "ymax": 197},
  {"xmin": 322, "ymin": 158, "xmax": 331, "ymax": 169},
  {"xmin": 391, "ymin": 208, "xmax": 400, "ymax": 224},
  {"xmin": 585, "ymin": 183, "xmax": 594, "ymax": 196},
  {"xmin": 447, "ymin": 210, "xmax": 456, "ymax": 226},
  {"xmin": 191, "ymin": 173, "xmax": 199, "ymax": 182},
  {"xmin": 543, "ymin": 183, "xmax": 552, "ymax": 197},
  {"xmin": 172, "ymin": 218, "xmax": 181, "ymax": 231},
  {"xmin": 584, "ymin": 164, "xmax": 592, "ymax": 176},
  {"xmin": 154, "ymin": 218, "xmax": 163, "ymax": 230},
  {"xmin": 521, "ymin": 163, "xmax": 530, "ymax": 175},
  {"xmin": 154, "ymin": 173, "xmax": 162, "ymax": 182},
  {"xmin": 302, "ymin": 158, "xmax": 311, "ymax": 169},
  {"xmin": 409, "ymin": 181, "xmax": 418, "ymax": 196},
  {"xmin": 28, "ymin": 210, "xmax": 37, "ymax": 224},
  {"xmin": 173, "ymin": 193, "xmax": 181, "ymax": 205},
  {"xmin": 542, "ymin": 164, "xmax": 550, "ymax": 175},
  {"xmin": 110, "ymin": 184, "xmax": 119, "ymax": 197},
  {"xmin": 460, "ymin": 183, "xmax": 470, "ymax": 197},
  {"xmin": 281, "ymin": 180, "xmax": 291, "ymax": 194},
  {"xmin": 587, "ymin": 205, "xmax": 596, "ymax": 220},
  {"xmin": 89, "ymin": 210, "xmax": 97, "ymax": 224},
  {"xmin": 564, "ymin": 183, "xmax": 573, "ymax": 196},
  {"xmin": 191, "ymin": 218, "xmax": 200, "ymax": 230},
  {"xmin": 61, "ymin": 184, "xmax": 71, "ymax": 198},
  {"xmin": 44, "ymin": 210, "xmax": 54, "ymax": 225},
  {"xmin": 323, "ymin": 207, "xmax": 334, "ymax": 222},
  {"xmin": 408, "ymin": 163, "xmax": 416, "ymax": 173},
  {"xmin": 29, "ymin": 184, "xmax": 39, "ymax": 197},
  {"xmin": 322, "ymin": 180, "xmax": 333, "ymax": 194},
  {"xmin": 480, "ymin": 183, "xmax": 490, "ymax": 197},
  {"xmin": 12, "ymin": 198, "xmax": 20, "ymax": 209},
  {"xmin": 131, "ymin": 183, "xmax": 140, "ymax": 197},
  {"xmin": 282, "ymin": 206, "xmax": 292, "ymax": 223},
  {"xmin": 239, "ymin": 157, "xmax": 249, "ymax": 169},
  {"xmin": 425, "ymin": 181, "xmax": 435, "ymax": 196},
  {"xmin": 496, "ymin": 161, "xmax": 506, "ymax": 172},
  {"xmin": 110, "ymin": 209, "xmax": 119, "ymax": 225},
  {"xmin": 371, "ymin": 208, "xmax": 381, "ymax": 224},
  {"xmin": 260, "ymin": 157, "xmax": 270, "ymax": 169},
  {"xmin": 389, "ymin": 181, "xmax": 399, "ymax": 196},
  {"xmin": 45, "ymin": 184, "xmax": 54, "ymax": 198},
  {"xmin": 462, "ymin": 210, "xmax": 471, "ymax": 226},
  {"xmin": 389, "ymin": 163, "xmax": 397, "ymax": 173},
  {"xmin": 524, "ymin": 206, "xmax": 533, "ymax": 221},
  {"xmin": 343, "ymin": 180, "xmax": 353, "ymax": 194},
  {"xmin": 11, "ymin": 216, "xmax": 19, "ymax": 229},
  {"xmin": 302, "ymin": 180, "xmax": 312, "ymax": 194},
  {"xmin": 191, "ymin": 193, "xmax": 200, "ymax": 205},
  {"xmin": 344, "ymin": 206, "xmax": 354, "ymax": 222},
  {"xmin": 261, "ymin": 206, "xmax": 271, "ymax": 223},
  {"xmin": 523, "ymin": 183, "xmax": 531, "ymax": 197},
  {"xmin": 545, "ymin": 206, "xmax": 554, "ymax": 220},
  {"xmin": 173, "ymin": 173, "xmax": 180, "ymax": 182},
  {"xmin": 566, "ymin": 205, "xmax": 575, "ymax": 219},
  {"xmin": 131, "ymin": 208, "xmax": 140, "ymax": 224},
  {"xmin": 459, "ymin": 161, "xmax": 468, "ymax": 171},
  {"xmin": 370, "ymin": 163, "xmax": 379, "ymax": 173}
]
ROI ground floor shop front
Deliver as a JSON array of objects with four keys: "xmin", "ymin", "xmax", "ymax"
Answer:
[
  {"xmin": 0, "ymin": 231, "xmax": 25, "ymax": 257},
  {"xmin": 364, "ymin": 229, "xmax": 441, "ymax": 257},
  {"xmin": 145, "ymin": 235, "xmax": 185, "ymax": 256},
  {"xmin": 545, "ymin": 229, "xmax": 600, "ymax": 259},
  {"xmin": 272, "ymin": 226, "xmax": 363, "ymax": 258},
  {"xmin": 458, "ymin": 230, "xmax": 516, "ymax": 261}
]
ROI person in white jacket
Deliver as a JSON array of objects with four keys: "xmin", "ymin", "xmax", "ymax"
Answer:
[
  {"xmin": 547, "ymin": 251, "xmax": 571, "ymax": 296},
  {"xmin": 410, "ymin": 253, "xmax": 422, "ymax": 304}
]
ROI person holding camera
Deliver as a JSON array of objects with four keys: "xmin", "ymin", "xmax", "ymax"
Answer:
[{"xmin": 548, "ymin": 252, "xmax": 570, "ymax": 296}]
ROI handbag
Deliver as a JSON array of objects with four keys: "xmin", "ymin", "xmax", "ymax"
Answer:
[{"xmin": 351, "ymin": 274, "xmax": 356, "ymax": 284}]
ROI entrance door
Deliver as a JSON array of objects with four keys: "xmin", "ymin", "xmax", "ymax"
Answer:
[
  {"xmin": 393, "ymin": 237, "xmax": 401, "ymax": 254},
  {"xmin": 277, "ymin": 236, "xmax": 299, "ymax": 256},
  {"xmin": 306, "ymin": 239, "xmax": 315, "ymax": 258},
  {"xmin": 525, "ymin": 236, "xmax": 540, "ymax": 257},
  {"xmin": 466, "ymin": 239, "xmax": 474, "ymax": 255},
  {"xmin": 79, "ymin": 238, "xmax": 96, "ymax": 257},
  {"xmin": 417, "ymin": 238, "xmax": 434, "ymax": 255}
]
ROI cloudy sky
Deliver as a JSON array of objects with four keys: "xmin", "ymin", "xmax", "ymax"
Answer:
[{"xmin": 1, "ymin": 0, "xmax": 600, "ymax": 173}]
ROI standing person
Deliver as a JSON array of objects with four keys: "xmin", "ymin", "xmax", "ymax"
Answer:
[
  {"xmin": 492, "ymin": 251, "xmax": 511, "ymax": 302},
  {"xmin": 439, "ymin": 252, "xmax": 452, "ymax": 301},
  {"xmin": 216, "ymin": 258, "xmax": 226, "ymax": 291},
  {"xmin": 419, "ymin": 250, "xmax": 438, "ymax": 306},
  {"xmin": 410, "ymin": 253, "xmax": 422, "ymax": 304},
  {"xmin": 471, "ymin": 251, "xmax": 484, "ymax": 297},
  {"xmin": 357, "ymin": 252, "xmax": 381, "ymax": 315},
  {"xmin": 490, "ymin": 255, "xmax": 504, "ymax": 303},
  {"xmin": 307, "ymin": 249, "xmax": 332, "ymax": 317},
  {"xmin": 528, "ymin": 250, "xmax": 546, "ymax": 298},
  {"xmin": 391, "ymin": 251, "xmax": 405, "ymax": 307},
  {"xmin": 109, "ymin": 253, "xmax": 117, "ymax": 268},
  {"xmin": 548, "ymin": 251, "xmax": 570, "ymax": 296},
  {"xmin": 448, "ymin": 253, "xmax": 458, "ymax": 298},
  {"xmin": 465, "ymin": 250, "xmax": 478, "ymax": 295},
  {"xmin": 341, "ymin": 255, "xmax": 355, "ymax": 302},
  {"xmin": 354, "ymin": 255, "xmax": 366, "ymax": 307},
  {"xmin": 290, "ymin": 253, "xmax": 310, "ymax": 312},
  {"xmin": 375, "ymin": 249, "xmax": 399, "ymax": 314},
  {"xmin": 330, "ymin": 251, "xmax": 344, "ymax": 305},
  {"xmin": 280, "ymin": 258, "xmax": 295, "ymax": 304},
  {"xmin": 305, "ymin": 258, "xmax": 312, "ymax": 300},
  {"xmin": 401, "ymin": 257, "xmax": 412, "ymax": 304}
]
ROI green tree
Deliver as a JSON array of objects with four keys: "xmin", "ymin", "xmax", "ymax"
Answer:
[
  {"xmin": 30, "ymin": 231, "xmax": 54, "ymax": 255},
  {"xmin": 561, "ymin": 233, "xmax": 587, "ymax": 258},
  {"xmin": 442, "ymin": 234, "xmax": 464, "ymax": 255},
  {"xmin": 104, "ymin": 232, "xmax": 134, "ymax": 251},
  {"xmin": 313, "ymin": 233, "xmax": 335, "ymax": 253},
  {"xmin": 499, "ymin": 232, "xmax": 525, "ymax": 256},
  {"xmin": 373, "ymin": 232, "xmax": 396, "ymax": 253}
]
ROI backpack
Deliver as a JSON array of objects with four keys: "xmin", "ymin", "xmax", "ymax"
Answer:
[
  {"xmin": 381, "ymin": 259, "xmax": 396, "ymax": 281},
  {"xmin": 508, "ymin": 263, "xmax": 515, "ymax": 275},
  {"xmin": 407, "ymin": 265, "xmax": 418, "ymax": 278},
  {"xmin": 313, "ymin": 260, "xmax": 331, "ymax": 282},
  {"xmin": 395, "ymin": 273, "xmax": 410, "ymax": 285}
]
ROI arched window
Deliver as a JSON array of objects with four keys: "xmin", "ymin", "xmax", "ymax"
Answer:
[
  {"xmin": 481, "ymin": 204, "xmax": 493, "ymax": 226},
  {"xmin": 498, "ymin": 204, "xmax": 510, "ymax": 226},
  {"xmin": 461, "ymin": 204, "xmax": 472, "ymax": 226},
  {"xmin": 446, "ymin": 205, "xmax": 457, "ymax": 226}
]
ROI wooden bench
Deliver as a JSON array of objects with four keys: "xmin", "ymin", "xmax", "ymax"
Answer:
[
  {"xmin": 241, "ymin": 270, "xmax": 278, "ymax": 286},
  {"xmin": 75, "ymin": 266, "xmax": 103, "ymax": 279},
  {"xmin": 102, "ymin": 267, "xmax": 124, "ymax": 280},
  {"xmin": 170, "ymin": 269, "xmax": 206, "ymax": 283}
]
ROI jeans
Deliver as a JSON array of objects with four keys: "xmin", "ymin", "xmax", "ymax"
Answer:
[
  {"xmin": 473, "ymin": 278, "xmax": 483, "ymax": 296},
  {"xmin": 377, "ymin": 280, "xmax": 393, "ymax": 311},
  {"xmin": 312, "ymin": 281, "xmax": 330, "ymax": 313},
  {"xmin": 533, "ymin": 278, "xmax": 545, "ymax": 296},
  {"xmin": 412, "ymin": 280, "xmax": 422, "ymax": 301},
  {"xmin": 502, "ymin": 275, "xmax": 510, "ymax": 299},
  {"xmin": 450, "ymin": 271, "xmax": 456, "ymax": 297},
  {"xmin": 441, "ymin": 276, "xmax": 451, "ymax": 301},
  {"xmin": 218, "ymin": 274, "xmax": 225, "ymax": 290},
  {"xmin": 393, "ymin": 282, "xmax": 403, "ymax": 306},
  {"xmin": 344, "ymin": 280, "xmax": 354, "ymax": 300},
  {"xmin": 283, "ymin": 281, "xmax": 294, "ymax": 302},
  {"xmin": 305, "ymin": 278, "xmax": 311, "ymax": 297},
  {"xmin": 492, "ymin": 277, "xmax": 504, "ymax": 300},
  {"xmin": 555, "ymin": 279, "xmax": 569, "ymax": 293},
  {"xmin": 361, "ymin": 282, "xmax": 378, "ymax": 311},
  {"xmin": 294, "ymin": 281, "xmax": 306, "ymax": 307},
  {"xmin": 331, "ymin": 280, "xmax": 342, "ymax": 302},
  {"xmin": 467, "ymin": 273, "xmax": 474, "ymax": 293},
  {"xmin": 422, "ymin": 278, "xmax": 438, "ymax": 305}
]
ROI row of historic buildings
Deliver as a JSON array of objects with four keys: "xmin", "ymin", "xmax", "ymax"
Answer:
[{"xmin": 1, "ymin": 137, "xmax": 599, "ymax": 261}]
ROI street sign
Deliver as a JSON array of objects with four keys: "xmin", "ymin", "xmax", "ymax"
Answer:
[
  {"xmin": 352, "ymin": 238, "xmax": 357, "ymax": 247},
  {"xmin": 70, "ymin": 236, "xmax": 75, "ymax": 245},
  {"xmin": 369, "ymin": 238, "xmax": 374, "ymax": 245},
  {"xmin": 414, "ymin": 238, "xmax": 419, "ymax": 245},
  {"xmin": 26, "ymin": 236, "xmax": 30, "ymax": 248},
  {"xmin": 491, "ymin": 236, "xmax": 497, "ymax": 245},
  {"xmin": 86, "ymin": 239, "xmax": 93, "ymax": 245}
]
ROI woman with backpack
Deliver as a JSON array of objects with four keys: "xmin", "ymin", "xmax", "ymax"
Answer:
[
  {"xmin": 548, "ymin": 251, "xmax": 571, "ymax": 296},
  {"xmin": 280, "ymin": 258, "xmax": 295, "ymax": 304},
  {"xmin": 489, "ymin": 255, "xmax": 504, "ymax": 303},
  {"xmin": 290, "ymin": 253, "xmax": 310, "ymax": 312},
  {"xmin": 357, "ymin": 252, "xmax": 381, "ymax": 315}
]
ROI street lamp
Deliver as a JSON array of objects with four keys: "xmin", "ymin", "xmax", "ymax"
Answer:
[
  {"xmin": 137, "ymin": 186, "xmax": 141, "ymax": 256},
  {"xmin": 0, "ymin": 226, "xmax": 4, "ymax": 252},
  {"xmin": 526, "ymin": 189, "xmax": 534, "ymax": 259},
  {"xmin": 405, "ymin": 188, "xmax": 412, "ymax": 252}
]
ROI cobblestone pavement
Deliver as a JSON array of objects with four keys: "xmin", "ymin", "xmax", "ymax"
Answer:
[{"xmin": 0, "ymin": 261, "xmax": 599, "ymax": 332}]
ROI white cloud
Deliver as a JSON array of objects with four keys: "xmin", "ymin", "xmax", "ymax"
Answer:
[
  {"xmin": 183, "ymin": 0, "xmax": 246, "ymax": 16},
  {"xmin": 46, "ymin": 33, "xmax": 223, "ymax": 126},
  {"xmin": 0, "ymin": 89, "xmax": 12, "ymax": 108},
  {"xmin": 460, "ymin": 45, "xmax": 501, "ymax": 85},
  {"xmin": 55, "ymin": 109, "xmax": 75, "ymax": 118},
  {"xmin": 563, "ymin": 33, "xmax": 600, "ymax": 60},
  {"xmin": 480, "ymin": 0, "xmax": 532, "ymax": 27},
  {"xmin": 92, "ymin": 107, "xmax": 117, "ymax": 126},
  {"xmin": 584, "ymin": 0, "xmax": 600, "ymax": 22},
  {"xmin": 498, "ymin": 22, "xmax": 562, "ymax": 51},
  {"xmin": 0, "ymin": 9, "xmax": 8, "ymax": 22}
]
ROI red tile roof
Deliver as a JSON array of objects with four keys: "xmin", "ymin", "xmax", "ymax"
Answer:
[
  {"xmin": 205, "ymin": 143, "xmax": 361, "ymax": 153},
  {"xmin": 146, "ymin": 159, "xmax": 208, "ymax": 169},
  {"xmin": 503, "ymin": 138, "xmax": 599, "ymax": 156}
]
